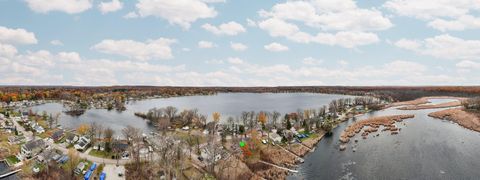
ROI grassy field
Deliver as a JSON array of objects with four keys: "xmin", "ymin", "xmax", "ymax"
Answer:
[
  {"xmin": 89, "ymin": 150, "xmax": 114, "ymax": 159},
  {"xmin": 5, "ymin": 155, "xmax": 20, "ymax": 165}
]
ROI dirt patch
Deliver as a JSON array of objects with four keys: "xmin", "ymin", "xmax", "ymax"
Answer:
[
  {"xmin": 339, "ymin": 115, "xmax": 414, "ymax": 146},
  {"xmin": 428, "ymin": 108, "xmax": 480, "ymax": 132}
]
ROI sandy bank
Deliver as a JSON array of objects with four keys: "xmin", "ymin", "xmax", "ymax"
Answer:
[
  {"xmin": 428, "ymin": 108, "xmax": 480, "ymax": 132},
  {"xmin": 339, "ymin": 115, "xmax": 414, "ymax": 145}
]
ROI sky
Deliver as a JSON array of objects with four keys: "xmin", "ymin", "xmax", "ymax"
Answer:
[{"xmin": 0, "ymin": 0, "xmax": 480, "ymax": 86}]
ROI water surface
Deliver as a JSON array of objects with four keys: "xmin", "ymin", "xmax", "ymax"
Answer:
[
  {"xmin": 291, "ymin": 99, "xmax": 480, "ymax": 180},
  {"xmin": 28, "ymin": 93, "xmax": 352, "ymax": 133}
]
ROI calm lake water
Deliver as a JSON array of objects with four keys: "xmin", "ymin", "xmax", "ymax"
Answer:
[
  {"xmin": 290, "ymin": 99, "xmax": 480, "ymax": 180},
  {"xmin": 28, "ymin": 93, "xmax": 353, "ymax": 133}
]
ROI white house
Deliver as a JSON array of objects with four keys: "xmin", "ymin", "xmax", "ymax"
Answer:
[
  {"xmin": 21, "ymin": 139, "xmax": 46, "ymax": 159},
  {"xmin": 74, "ymin": 136, "xmax": 90, "ymax": 151}
]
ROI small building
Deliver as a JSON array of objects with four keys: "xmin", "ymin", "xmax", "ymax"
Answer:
[
  {"xmin": 65, "ymin": 133, "xmax": 79, "ymax": 144},
  {"xmin": 74, "ymin": 162, "xmax": 87, "ymax": 175},
  {"xmin": 21, "ymin": 139, "xmax": 46, "ymax": 159},
  {"xmin": 74, "ymin": 136, "xmax": 91, "ymax": 151},
  {"xmin": 37, "ymin": 149, "xmax": 61, "ymax": 163},
  {"xmin": 51, "ymin": 129, "xmax": 64, "ymax": 142},
  {"xmin": 8, "ymin": 136, "xmax": 24, "ymax": 145},
  {"xmin": 269, "ymin": 133, "xmax": 283, "ymax": 143}
]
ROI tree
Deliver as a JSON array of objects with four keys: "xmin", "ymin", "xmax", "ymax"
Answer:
[
  {"xmin": 165, "ymin": 106, "xmax": 178, "ymax": 122},
  {"xmin": 272, "ymin": 111, "xmax": 280, "ymax": 128},
  {"xmin": 104, "ymin": 128, "xmax": 114, "ymax": 152},
  {"xmin": 88, "ymin": 122, "xmax": 98, "ymax": 144},
  {"xmin": 77, "ymin": 124, "xmax": 90, "ymax": 135},
  {"xmin": 122, "ymin": 125, "xmax": 139, "ymax": 145},
  {"xmin": 212, "ymin": 112, "xmax": 221, "ymax": 123}
]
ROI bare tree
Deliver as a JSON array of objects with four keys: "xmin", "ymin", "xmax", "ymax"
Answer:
[
  {"xmin": 272, "ymin": 111, "xmax": 280, "ymax": 128},
  {"xmin": 165, "ymin": 106, "xmax": 178, "ymax": 122}
]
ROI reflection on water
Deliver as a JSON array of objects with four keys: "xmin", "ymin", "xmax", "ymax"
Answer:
[
  {"xmin": 28, "ymin": 93, "xmax": 353, "ymax": 133},
  {"xmin": 290, "ymin": 99, "xmax": 480, "ymax": 180}
]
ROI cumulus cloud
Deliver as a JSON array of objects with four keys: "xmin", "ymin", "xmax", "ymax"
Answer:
[
  {"xmin": 264, "ymin": 42, "xmax": 289, "ymax": 52},
  {"xmin": 230, "ymin": 42, "xmax": 247, "ymax": 51},
  {"xmin": 302, "ymin": 57, "xmax": 323, "ymax": 65},
  {"xmin": 202, "ymin": 21, "xmax": 246, "ymax": 36},
  {"xmin": 198, "ymin": 41, "xmax": 217, "ymax": 48},
  {"xmin": 384, "ymin": 0, "xmax": 480, "ymax": 31},
  {"xmin": 132, "ymin": 0, "xmax": 217, "ymax": 29},
  {"xmin": 92, "ymin": 38, "xmax": 176, "ymax": 61},
  {"xmin": 0, "ymin": 26, "xmax": 38, "ymax": 45},
  {"xmin": 98, "ymin": 0, "xmax": 123, "ymax": 14},
  {"xmin": 50, "ymin": 40, "xmax": 63, "ymax": 46},
  {"xmin": 25, "ymin": 0, "xmax": 92, "ymax": 14},
  {"xmin": 395, "ymin": 34, "xmax": 480, "ymax": 60}
]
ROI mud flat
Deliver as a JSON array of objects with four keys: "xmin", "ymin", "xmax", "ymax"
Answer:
[
  {"xmin": 339, "ymin": 115, "xmax": 414, "ymax": 146},
  {"xmin": 429, "ymin": 108, "xmax": 480, "ymax": 132}
]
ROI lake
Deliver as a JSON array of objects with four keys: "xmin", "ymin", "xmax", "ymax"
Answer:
[
  {"xmin": 290, "ymin": 99, "xmax": 480, "ymax": 180},
  {"xmin": 27, "ymin": 93, "xmax": 353, "ymax": 133}
]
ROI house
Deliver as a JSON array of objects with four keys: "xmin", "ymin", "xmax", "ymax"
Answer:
[
  {"xmin": 8, "ymin": 136, "xmax": 24, "ymax": 144},
  {"xmin": 93, "ymin": 142, "xmax": 105, "ymax": 151},
  {"xmin": 74, "ymin": 162, "xmax": 86, "ymax": 175},
  {"xmin": 21, "ymin": 139, "xmax": 46, "ymax": 159},
  {"xmin": 50, "ymin": 129, "xmax": 64, "ymax": 142},
  {"xmin": 74, "ymin": 136, "xmax": 90, "ymax": 151},
  {"xmin": 35, "ymin": 125, "xmax": 45, "ymax": 133},
  {"xmin": 65, "ymin": 133, "xmax": 79, "ymax": 144},
  {"xmin": 37, "ymin": 149, "xmax": 60, "ymax": 163},
  {"xmin": 113, "ymin": 142, "xmax": 129, "ymax": 153},
  {"xmin": 269, "ymin": 133, "xmax": 283, "ymax": 144}
]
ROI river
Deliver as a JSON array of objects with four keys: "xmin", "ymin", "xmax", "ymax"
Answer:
[
  {"xmin": 290, "ymin": 98, "xmax": 480, "ymax": 180},
  {"xmin": 27, "ymin": 93, "xmax": 353, "ymax": 133}
]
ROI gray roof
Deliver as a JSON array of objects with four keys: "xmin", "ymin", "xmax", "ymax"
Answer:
[{"xmin": 23, "ymin": 139, "xmax": 45, "ymax": 151}]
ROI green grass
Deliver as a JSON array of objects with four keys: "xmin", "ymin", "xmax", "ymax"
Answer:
[
  {"xmin": 6, "ymin": 155, "xmax": 20, "ymax": 165},
  {"xmin": 88, "ymin": 150, "xmax": 114, "ymax": 159}
]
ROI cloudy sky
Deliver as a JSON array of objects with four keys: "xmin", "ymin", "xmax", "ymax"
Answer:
[{"xmin": 1, "ymin": 0, "xmax": 480, "ymax": 86}]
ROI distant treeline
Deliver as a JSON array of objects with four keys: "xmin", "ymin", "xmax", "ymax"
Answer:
[{"xmin": 1, "ymin": 86, "xmax": 480, "ymax": 103}]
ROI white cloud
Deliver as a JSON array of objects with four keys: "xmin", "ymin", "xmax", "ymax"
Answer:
[
  {"xmin": 258, "ymin": 18, "xmax": 379, "ymax": 48},
  {"xmin": 123, "ymin": 12, "xmax": 139, "ymax": 19},
  {"xmin": 230, "ymin": 42, "xmax": 247, "ymax": 51},
  {"xmin": 246, "ymin": 18, "xmax": 256, "ymax": 27},
  {"xmin": 456, "ymin": 60, "xmax": 480, "ymax": 69},
  {"xmin": 384, "ymin": 0, "xmax": 480, "ymax": 31},
  {"xmin": 133, "ymin": 0, "xmax": 217, "ymax": 29},
  {"xmin": 264, "ymin": 42, "xmax": 289, "ymax": 52},
  {"xmin": 227, "ymin": 57, "xmax": 244, "ymax": 64},
  {"xmin": 394, "ymin": 39, "xmax": 421, "ymax": 51},
  {"xmin": 198, "ymin": 41, "xmax": 216, "ymax": 48},
  {"xmin": 395, "ymin": 34, "xmax": 480, "ymax": 60},
  {"xmin": 98, "ymin": 0, "xmax": 123, "ymax": 14},
  {"xmin": 302, "ymin": 57, "xmax": 323, "ymax": 65},
  {"xmin": 0, "ymin": 43, "xmax": 18, "ymax": 58},
  {"xmin": 202, "ymin": 21, "xmax": 246, "ymax": 36},
  {"xmin": 205, "ymin": 59, "xmax": 224, "ymax": 64},
  {"xmin": 427, "ymin": 15, "xmax": 480, "ymax": 31},
  {"xmin": 92, "ymin": 38, "xmax": 176, "ymax": 61},
  {"xmin": 0, "ymin": 26, "xmax": 38, "ymax": 45},
  {"xmin": 260, "ymin": 0, "xmax": 392, "ymax": 31},
  {"xmin": 50, "ymin": 40, "xmax": 64, "ymax": 46},
  {"xmin": 25, "ymin": 0, "xmax": 92, "ymax": 14}
]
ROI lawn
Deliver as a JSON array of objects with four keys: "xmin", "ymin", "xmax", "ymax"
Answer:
[
  {"xmin": 88, "ymin": 150, "xmax": 114, "ymax": 159},
  {"xmin": 5, "ymin": 155, "xmax": 20, "ymax": 165}
]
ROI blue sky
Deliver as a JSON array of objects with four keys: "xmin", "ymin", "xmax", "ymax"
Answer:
[{"xmin": 1, "ymin": 0, "xmax": 480, "ymax": 86}]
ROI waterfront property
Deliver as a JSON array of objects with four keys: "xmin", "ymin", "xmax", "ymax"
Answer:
[{"xmin": 21, "ymin": 139, "xmax": 46, "ymax": 159}]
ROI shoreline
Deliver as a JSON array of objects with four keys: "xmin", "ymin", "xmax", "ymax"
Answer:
[{"xmin": 428, "ymin": 108, "xmax": 480, "ymax": 133}]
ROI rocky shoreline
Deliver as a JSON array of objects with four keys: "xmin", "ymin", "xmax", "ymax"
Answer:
[{"xmin": 339, "ymin": 115, "xmax": 414, "ymax": 150}]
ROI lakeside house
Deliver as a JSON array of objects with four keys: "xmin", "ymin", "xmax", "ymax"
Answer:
[
  {"xmin": 74, "ymin": 136, "xmax": 91, "ymax": 151},
  {"xmin": 50, "ymin": 129, "xmax": 64, "ymax": 142},
  {"xmin": 269, "ymin": 132, "xmax": 283, "ymax": 144},
  {"xmin": 65, "ymin": 133, "xmax": 79, "ymax": 144},
  {"xmin": 21, "ymin": 139, "xmax": 46, "ymax": 159},
  {"xmin": 8, "ymin": 136, "xmax": 24, "ymax": 145}
]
